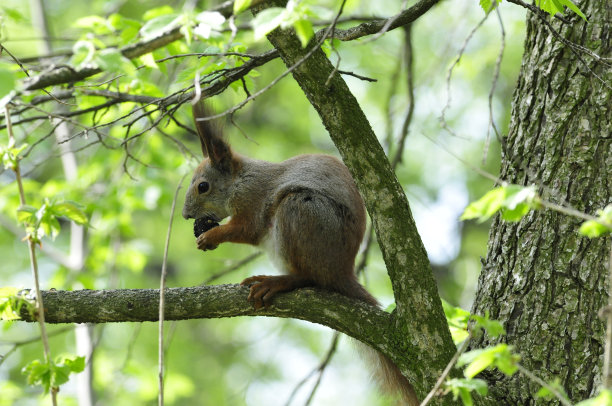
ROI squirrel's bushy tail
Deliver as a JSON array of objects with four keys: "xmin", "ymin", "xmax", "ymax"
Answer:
[
  {"xmin": 358, "ymin": 343, "xmax": 419, "ymax": 406},
  {"xmin": 334, "ymin": 278, "xmax": 419, "ymax": 405}
]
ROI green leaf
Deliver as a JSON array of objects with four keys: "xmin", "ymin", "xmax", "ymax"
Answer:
[
  {"xmin": 2, "ymin": 140, "xmax": 29, "ymax": 170},
  {"xmin": 252, "ymin": 8, "xmax": 286, "ymax": 40},
  {"xmin": 51, "ymin": 201, "xmax": 89, "ymax": 225},
  {"xmin": 536, "ymin": 0, "xmax": 586, "ymax": 20},
  {"xmin": 23, "ymin": 356, "xmax": 85, "ymax": 394},
  {"xmin": 94, "ymin": 49, "xmax": 135, "ymax": 76},
  {"xmin": 462, "ymin": 185, "xmax": 538, "ymax": 223},
  {"xmin": 71, "ymin": 40, "xmax": 96, "ymax": 68},
  {"xmin": 447, "ymin": 378, "xmax": 488, "ymax": 406},
  {"xmin": 143, "ymin": 6, "xmax": 175, "ymax": 21},
  {"xmin": 461, "ymin": 187, "xmax": 506, "ymax": 222},
  {"xmin": 1, "ymin": 6, "xmax": 27, "ymax": 22},
  {"xmin": 442, "ymin": 300, "xmax": 470, "ymax": 343},
  {"xmin": 294, "ymin": 19, "xmax": 314, "ymax": 47},
  {"xmin": 0, "ymin": 287, "xmax": 20, "ymax": 320},
  {"xmin": 139, "ymin": 53, "xmax": 158, "ymax": 69},
  {"xmin": 471, "ymin": 311, "xmax": 506, "ymax": 338},
  {"xmin": 140, "ymin": 14, "xmax": 182, "ymax": 40},
  {"xmin": 579, "ymin": 205, "xmax": 612, "ymax": 237},
  {"xmin": 0, "ymin": 65, "xmax": 16, "ymax": 99},
  {"xmin": 94, "ymin": 48, "xmax": 123, "ymax": 73},
  {"xmin": 61, "ymin": 355, "xmax": 86, "ymax": 373},
  {"xmin": 580, "ymin": 220, "xmax": 610, "ymax": 237},
  {"xmin": 234, "ymin": 0, "xmax": 252, "ymax": 14},
  {"xmin": 558, "ymin": 0, "xmax": 586, "ymax": 20},
  {"xmin": 459, "ymin": 344, "xmax": 519, "ymax": 378},
  {"xmin": 575, "ymin": 389, "xmax": 612, "ymax": 406},
  {"xmin": 73, "ymin": 15, "xmax": 111, "ymax": 34},
  {"xmin": 479, "ymin": 0, "xmax": 501, "ymax": 13},
  {"xmin": 537, "ymin": 0, "xmax": 562, "ymax": 16},
  {"xmin": 460, "ymin": 348, "xmax": 496, "ymax": 378},
  {"xmin": 535, "ymin": 378, "xmax": 570, "ymax": 402},
  {"xmin": 16, "ymin": 205, "xmax": 37, "ymax": 223},
  {"xmin": 22, "ymin": 359, "xmax": 52, "ymax": 393}
]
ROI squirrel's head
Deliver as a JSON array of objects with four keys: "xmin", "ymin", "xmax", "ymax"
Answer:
[{"xmin": 182, "ymin": 102, "xmax": 236, "ymax": 222}]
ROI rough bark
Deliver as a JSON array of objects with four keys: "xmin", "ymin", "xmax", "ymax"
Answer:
[
  {"xmin": 471, "ymin": 1, "xmax": 611, "ymax": 404},
  {"xmin": 256, "ymin": 0, "xmax": 456, "ymax": 401},
  {"xmin": 17, "ymin": 285, "xmax": 396, "ymax": 356}
]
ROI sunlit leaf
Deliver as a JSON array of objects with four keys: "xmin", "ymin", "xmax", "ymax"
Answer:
[
  {"xmin": 0, "ymin": 65, "xmax": 15, "ymax": 99},
  {"xmin": 447, "ymin": 378, "xmax": 488, "ymax": 406},
  {"xmin": 143, "ymin": 6, "xmax": 174, "ymax": 21},
  {"xmin": 459, "ymin": 344, "xmax": 518, "ymax": 378},
  {"xmin": 535, "ymin": 378, "xmax": 570, "ymax": 402},
  {"xmin": 557, "ymin": 0, "xmax": 586, "ymax": 20},
  {"xmin": 579, "ymin": 205, "xmax": 612, "ymax": 238},
  {"xmin": 1, "ymin": 6, "xmax": 27, "ymax": 22},
  {"xmin": 471, "ymin": 312, "xmax": 505, "ymax": 338},
  {"xmin": 479, "ymin": 0, "xmax": 501, "ymax": 13},
  {"xmin": 139, "ymin": 53, "xmax": 158, "ymax": 69},
  {"xmin": 294, "ymin": 19, "xmax": 314, "ymax": 47},
  {"xmin": 460, "ymin": 187, "xmax": 506, "ymax": 222},
  {"xmin": 140, "ymin": 14, "xmax": 182, "ymax": 40},
  {"xmin": 16, "ymin": 205, "xmax": 37, "ymax": 223},
  {"xmin": 575, "ymin": 389, "xmax": 612, "ymax": 406},
  {"xmin": 0, "ymin": 287, "xmax": 20, "ymax": 320},
  {"xmin": 234, "ymin": 0, "xmax": 252, "ymax": 14},
  {"xmin": 252, "ymin": 8, "xmax": 286, "ymax": 40},
  {"xmin": 71, "ymin": 40, "xmax": 96, "ymax": 67}
]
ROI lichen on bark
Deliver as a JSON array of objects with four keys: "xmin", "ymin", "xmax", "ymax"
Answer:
[{"xmin": 471, "ymin": 1, "xmax": 611, "ymax": 403}]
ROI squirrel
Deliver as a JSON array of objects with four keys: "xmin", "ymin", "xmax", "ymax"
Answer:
[{"xmin": 182, "ymin": 102, "xmax": 418, "ymax": 405}]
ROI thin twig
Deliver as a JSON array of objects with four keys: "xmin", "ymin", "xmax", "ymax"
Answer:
[
  {"xmin": 0, "ymin": 326, "xmax": 73, "ymax": 367},
  {"xmin": 361, "ymin": 0, "xmax": 409, "ymax": 44},
  {"xmin": 419, "ymin": 337, "xmax": 471, "ymax": 406},
  {"xmin": 4, "ymin": 105, "xmax": 56, "ymax": 406},
  {"xmin": 337, "ymin": 70, "xmax": 377, "ymax": 82},
  {"xmin": 507, "ymin": 0, "xmax": 611, "ymax": 65},
  {"xmin": 390, "ymin": 24, "xmax": 415, "ymax": 169},
  {"xmin": 198, "ymin": 0, "xmax": 349, "ymax": 124},
  {"xmin": 507, "ymin": 0, "xmax": 611, "ymax": 91},
  {"xmin": 423, "ymin": 134, "xmax": 602, "ymax": 224},
  {"xmin": 440, "ymin": 12, "xmax": 489, "ymax": 138},
  {"xmin": 516, "ymin": 364, "xmax": 572, "ymax": 406},
  {"xmin": 158, "ymin": 174, "xmax": 186, "ymax": 406},
  {"xmin": 483, "ymin": 5, "xmax": 506, "ymax": 165},
  {"xmin": 200, "ymin": 252, "xmax": 263, "ymax": 285},
  {"xmin": 284, "ymin": 332, "xmax": 341, "ymax": 406},
  {"xmin": 303, "ymin": 332, "xmax": 341, "ymax": 406}
]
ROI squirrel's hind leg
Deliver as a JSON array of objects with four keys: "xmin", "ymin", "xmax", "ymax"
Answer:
[{"xmin": 241, "ymin": 274, "xmax": 312, "ymax": 309}]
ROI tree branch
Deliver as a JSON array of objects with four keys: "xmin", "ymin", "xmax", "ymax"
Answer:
[
  {"xmin": 319, "ymin": 0, "xmax": 439, "ymax": 42},
  {"xmin": 16, "ymin": 285, "xmax": 394, "ymax": 351},
  {"xmin": 16, "ymin": 0, "xmax": 439, "ymax": 94}
]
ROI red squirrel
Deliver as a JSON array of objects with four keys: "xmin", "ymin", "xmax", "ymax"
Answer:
[{"xmin": 182, "ymin": 102, "xmax": 417, "ymax": 405}]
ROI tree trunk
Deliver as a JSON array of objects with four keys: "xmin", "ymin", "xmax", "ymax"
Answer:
[{"xmin": 471, "ymin": 1, "xmax": 611, "ymax": 404}]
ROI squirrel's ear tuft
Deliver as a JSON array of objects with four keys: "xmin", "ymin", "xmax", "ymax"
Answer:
[{"xmin": 192, "ymin": 101, "xmax": 233, "ymax": 173}]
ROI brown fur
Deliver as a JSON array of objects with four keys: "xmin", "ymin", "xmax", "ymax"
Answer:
[{"xmin": 183, "ymin": 102, "xmax": 418, "ymax": 405}]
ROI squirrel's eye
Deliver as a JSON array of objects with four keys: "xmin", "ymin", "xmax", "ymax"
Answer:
[{"xmin": 198, "ymin": 182, "xmax": 210, "ymax": 194}]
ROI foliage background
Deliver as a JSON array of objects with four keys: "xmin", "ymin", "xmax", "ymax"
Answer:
[{"xmin": 0, "ymin": 0, "xmax": 527, "ymax": 404}]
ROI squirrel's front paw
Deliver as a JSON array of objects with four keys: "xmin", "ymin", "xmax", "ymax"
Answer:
[{"xmin": 197, "ymin": 232, "xmax": 218, "ymax": 251}]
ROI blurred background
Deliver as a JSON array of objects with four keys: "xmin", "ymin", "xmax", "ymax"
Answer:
[{"xmin": 0, "ymin": 0, "xmax": 525, "ymax": 404}]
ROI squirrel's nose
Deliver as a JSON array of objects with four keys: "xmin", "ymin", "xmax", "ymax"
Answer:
[{"xmin": 182, "ymin": 206, "xmax": 193, "ymax": 220}]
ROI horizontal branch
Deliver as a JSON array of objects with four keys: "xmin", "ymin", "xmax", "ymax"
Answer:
[
  {"xmin": 324, "ymin": 0, "xmax": 439, "ymax": 42},
  {"xmin": 17, "ymin": 0, "xmax": 439, "ymax": 93},
  {"xmin": 17, "ymin": 285, "xmax": 394, "ymax": 351}
]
